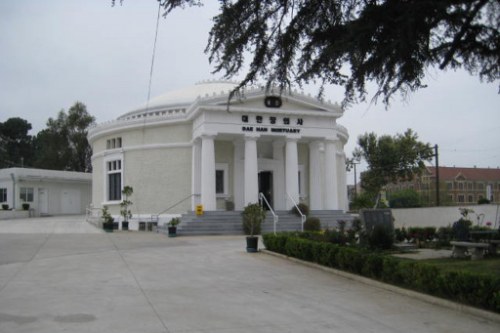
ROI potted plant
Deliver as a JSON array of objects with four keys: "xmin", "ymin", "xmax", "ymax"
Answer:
[
  {"xmin": 22, "ymin": 203, "xmax": 30, "ymax": 211},
  {"xmin": 120, "ymin": 186, "xmax": 133, "ymax": 231},
  {"xmin": 168, "ymin": 217, "xmax": 180, "ymax": 237},
  {"xmin": 101, "ymin": 206, "xmax": 114, "ymax": 232},
  {"xmin": 2, "ymin": 204, "xmax": 9, "ymax": 210},
  {"xmin": 242, "ymin": 203, "xmax": 266, "ymax": 252}
]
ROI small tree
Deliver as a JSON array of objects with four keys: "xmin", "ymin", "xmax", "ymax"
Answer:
[
  {"xmin": 242, "ymin": 203, "xmax": 266, "ymax": 236},
  {"xmin": 354, "ymin": 129, "xmax": 433, "ymax": 203},
  {"xmin": 120, "ymin": 186, "xmax": 133, "ymax": 223}
]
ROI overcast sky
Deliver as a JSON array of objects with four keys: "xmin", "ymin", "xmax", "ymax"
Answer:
[{"xmin": 1, "ymin": 0, "xmax": 499, "ymax": 184}]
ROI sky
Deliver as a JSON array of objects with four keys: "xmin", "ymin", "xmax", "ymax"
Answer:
[{"xmin": 1, "ymin": 0, "xmax": 499, "ymax": 184}]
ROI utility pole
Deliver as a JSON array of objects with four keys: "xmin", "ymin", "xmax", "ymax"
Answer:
[{"xmin": 434, "ymin": 144, "xmax": 440, "ymax": 207}]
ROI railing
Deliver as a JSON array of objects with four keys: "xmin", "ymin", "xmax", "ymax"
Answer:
[
  {"xmin": 156, "ymin": 194, "xmax": 198, "ymax": 216},
  {"xmin": 259, "ymin": 192, "xmax": 278, "ymax": 235},
  {"xmin": 287, "ymin": 192, "xmax": 306, "ymax": 232},
  {"xmin": 85, "ymin": 206, "xmax": 102, "ymax": 225}
]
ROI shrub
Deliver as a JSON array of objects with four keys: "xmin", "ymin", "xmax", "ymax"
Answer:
[
  {"xmin": 407, "ymin": 227, "xmax": 437, "ymax": 242},
  {"xmin": 477, "ymin": 198, "xmax": 490, "ymax": 205},
  {"xmin": 388, "ymin": 189, "xmax": 422, "ymax": 208},
  {"xmin": 349, "ymin": 192, "xmax": 375, "ymax": 211},
  {"xmin": 242, "ymin": 203, "xmax": 266, "ymax": 236},
  {"xmin": 1, "ymin": 204, "xmax": 8, "ymax": 210},
  {"xmin": 323, "ymin": 228, "xmax": 348, "ymax": 245},
  {"xmin": 291, "ymin": 203, "xmax": 309, "ymax": 217},
  {"xmin": 304, "ymin": 217, "xmax": 321, "ymax": 231},
  {"xmin": 22, "ymin": 203, "xmax": 30, "ymax": 210}
]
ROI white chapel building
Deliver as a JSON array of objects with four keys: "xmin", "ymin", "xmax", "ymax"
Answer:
[{"xmin": 88, "ymin": 81, "xmax": 349, "ymax": 220}]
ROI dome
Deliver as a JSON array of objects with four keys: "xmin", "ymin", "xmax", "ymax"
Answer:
[{"xmin": 136, "ymin": 80, "xmax": 238, "ymax": 110}]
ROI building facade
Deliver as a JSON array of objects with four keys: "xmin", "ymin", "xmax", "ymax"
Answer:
[
  {"xmin": 385, "ymin": 166, "xmax": 500, "ymax": 206},
  {"xmin": 88, "ymin": 81, "xmax": 349, "ymax": 217},
  {"xmin": 0, "ymin": 168, "xmax": 92, "ymax": 216}
]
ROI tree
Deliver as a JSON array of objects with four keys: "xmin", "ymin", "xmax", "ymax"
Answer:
[
  {"xmin": 388, "ymin": 189, "xmax": 422, "ymax": 208},
  {"xmin": 0, "ymin": 117, "xmax": 34, "ymax": 168},
  {"xmin": 33, "ymin": 102, "xmax": 95, "ymax": 172},
  {"xmin": 354, "ymin": 129, "xmax": 434, "ymax": 199},
  {"xmin": 124, "ymin": 0, "xmax": 499, "ymax": 107}
]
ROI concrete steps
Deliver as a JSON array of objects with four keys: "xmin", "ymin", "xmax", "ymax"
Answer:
[{"xmin": 165, "ymin": 210, "xmax": 355, "ymax": 236}]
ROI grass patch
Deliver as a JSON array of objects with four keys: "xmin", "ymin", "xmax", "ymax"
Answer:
[{"xmin": 419, "ymin": 256, "xmax": 500, "ymax": 277}]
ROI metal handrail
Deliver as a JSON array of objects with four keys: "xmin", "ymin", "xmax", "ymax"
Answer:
[
  {"xmin": 259, "ymin": 192, "xmax": 279, "ymax": 235},
  {"xmin": 85, "ymin": 206, "xmax": 102, "ymax": 222},
  {"xmin": 287, "ymin": 192, "xmax": 306, "ymax": 232},
  {"xmin": 156, "ymin": 193, "xmax": 198, "ymax": 216}
]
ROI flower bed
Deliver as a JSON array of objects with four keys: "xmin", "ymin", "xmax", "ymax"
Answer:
[{"xmin": 263, "ymin": 233, "xmax": 500, "ymax": 313}]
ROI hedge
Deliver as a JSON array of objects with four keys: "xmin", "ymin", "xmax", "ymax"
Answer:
[{"xmin": 262, "ymin": 233, "xmax": 500, "ymax": 313}]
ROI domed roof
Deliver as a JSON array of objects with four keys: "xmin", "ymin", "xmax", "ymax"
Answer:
[{"xmin": 140, "ymin": 80, "xmax": 238, "ymax": 109}]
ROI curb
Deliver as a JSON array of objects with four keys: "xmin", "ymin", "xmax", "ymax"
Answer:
[{"xmin": 261, "ymin": 249, "xmax": 500, "ymax": 324}]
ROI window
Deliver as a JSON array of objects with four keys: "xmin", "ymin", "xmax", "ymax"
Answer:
[
  {"xmin": 107, "ymin": 159, "xmax": 122, "ymax": 201},
  {"xmin": 215, "ymin": 170, "xmax": 224, "ymax": 194},
  {"xmin": 476, "ymin": 182, "xmax": 484, "ymax": 190},
  {"xmin": 467, "ymin": 182, "xmax": 473, "ymax": 190},
  {"xmin": 20, "ymin": 187, "xmax": 34, "ymax": 202},
  {"xmin": 468, "ymin": 195, "xmax": 474, "ymax": 203},
  {"xmin": 458, "ymin": 194, "xmax": 465, "ymax": 203},
  {"xmin": 458, "ymin": 182, "xmax": 464, "ymax": 190},
  {"xmin": 215, "ymin": 163, "xmax": 228, "ymax": 196},
  {"xmin": 0, "ymin": 188, "xmax": 6, "ymax": 202},
  {"xmin": 106, "ymin": 137, "xmax": 122, "ymax": 150},
  {"xmin": 446, "ymin": 182, "xmax": 453, "ymax": 190}
]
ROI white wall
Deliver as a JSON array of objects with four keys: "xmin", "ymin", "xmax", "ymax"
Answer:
[{"xmin": 392, "ymin": 204, "xmax": 500, "ymax": 228}]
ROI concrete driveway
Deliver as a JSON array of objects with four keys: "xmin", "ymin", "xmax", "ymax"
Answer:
[{"xmin": 0, "ymin": 216, "xmax": 498, "ymax": 332}]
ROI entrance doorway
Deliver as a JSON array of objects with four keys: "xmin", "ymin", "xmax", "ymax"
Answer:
[{"xmin": 258, "ymin": 171, "xmax": 273, "ymax": 209}]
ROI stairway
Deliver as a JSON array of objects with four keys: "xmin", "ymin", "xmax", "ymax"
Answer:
[{"xmin": 170, "ymin": 210, "xmax": 355, "ymax": 236}]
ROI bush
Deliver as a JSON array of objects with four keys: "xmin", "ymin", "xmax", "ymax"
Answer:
[
  {"xmin": 388, "ymin": 189, "xmax": 422, "ymax": 208},
  {"xmin": 477, "ymin": 198, "xmax": 490, "ymax": 205},
  {"xmin": 304, "ymin": 217, "xmax": 321, "ymax": 231},
  {"xmin": 349, "ymin": 192, "xmax": 375, "ymax": 211},
  {"xmin": 1, "ymin": 204, "xmax": 8, "ymax": 210},
  {"xmin": 242, "ymin": 203, "xmax": 266, "ymax": 236},
  {"xmin": 262, "ymin": 233, "xmax": 500, "ymax": 313},
  {"xmin": 407, "ymin": 227, "xmax": 437, "ymax": 242},
  {"xmin": 22, "ymin": 203, "xmax": 30, "ymax": 210},
  {"xmin": 291, "ymin": 203, "xmax": 309, "ymax": 217}
]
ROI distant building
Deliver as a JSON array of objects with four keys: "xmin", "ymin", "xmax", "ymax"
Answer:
[
  {"xmin": 0, "ymin": 168, "xmax": 92, "ymax": 216},
  {"xmin": 385, "ymin": 166, "xmax": 500, "ymax": 206}
]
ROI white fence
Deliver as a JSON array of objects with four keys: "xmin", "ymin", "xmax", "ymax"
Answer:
[{"xmin": 391, "ymin": 204, "xmax": 500, "ymax": 229}]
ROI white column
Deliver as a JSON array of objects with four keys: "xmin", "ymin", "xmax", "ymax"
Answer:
[
  {"xmin": 233, "ymin": 140, "xmax": 245, "ymax": 210},
  {"xmin": 201, "ymin": 134, "xmax": 216, "ymax": 211},
  {"xmin": 324, "ymin": 139, "xmax": 338, "ymax": 210},
  {"xmin": 309, "ymin": 141, "xmax": 322, "ymax": 210},
  {"xmin": 337, "ymin": 152, "xmax": 348, "ymax": 211},
  {"xmin": 244, "ymin": 135, "xmax": 259, "ymax": 206},
  {"xmin": 191, "ymin": 138, "xmax": 201, "ymax": 210},
  {"xmin": 285, "ymin": 138, "xmax": 299, "ymax": 209},
  {"xmin": 272, "ymin": 140, "xmax": 286, "ymax": 210}
]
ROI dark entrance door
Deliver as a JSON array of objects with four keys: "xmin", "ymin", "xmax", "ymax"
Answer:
[{"xmin": 258, "ymin": 171, "xmax": 273, "ymax": 209}]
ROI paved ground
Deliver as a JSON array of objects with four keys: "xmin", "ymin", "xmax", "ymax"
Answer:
[{"xmin": 0, "ymin": 216, "xmax": 498, "ymax": 333}]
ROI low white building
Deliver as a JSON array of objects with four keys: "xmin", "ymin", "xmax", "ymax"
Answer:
[
  {"xmin": 0, "ymin": 168, "xmax": 92, "ymax": 216},
  {"xmin": 88, "ymin": 80, "xmax": 349, "ymax": 219}
]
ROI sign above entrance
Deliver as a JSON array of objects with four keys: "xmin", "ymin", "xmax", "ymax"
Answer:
[
  {"xmin": 242, "ymin": 115, "xmax": 304, "ymax": 126},
  {"xmin": 241, "ymin": 114, "xmax": 303, "ymax": 134}
]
